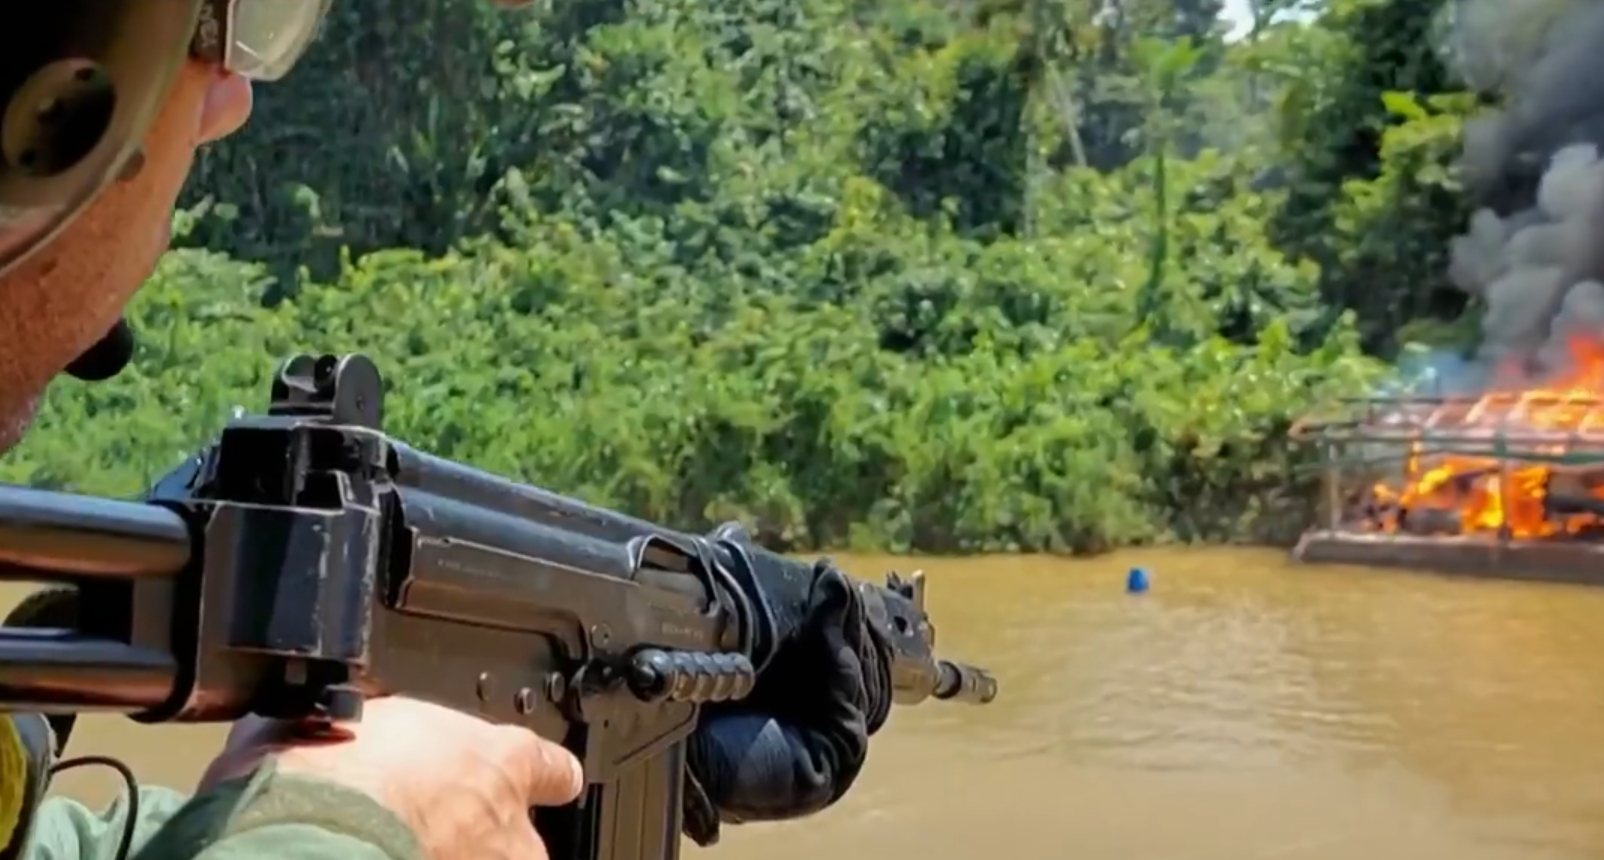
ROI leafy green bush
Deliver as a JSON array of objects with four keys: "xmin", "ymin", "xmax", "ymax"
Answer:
[
  {"xmin": 4, "ymin": 153, "xmax": 1381, "ymax": 554},
  {"xmin": 8, "ymin": 0, "xmax": 1469, "ymax": 555}
]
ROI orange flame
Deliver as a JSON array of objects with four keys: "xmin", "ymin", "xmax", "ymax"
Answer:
[{"xmin": 1366, "ymin": 339, "xmax": 1604, "ymax": 539}]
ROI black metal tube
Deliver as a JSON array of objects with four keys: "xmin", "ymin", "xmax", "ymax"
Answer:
[
  {"xmin": 0, "ymin": 629, "xmax": 176, "ymax": 713},
  {"xmin": 0, "ymin": 485, "xmax": 190, "ymax": 578},
  {"xmin": 933, "ymin": 660, "xmax": 998, "ymax": 704}
]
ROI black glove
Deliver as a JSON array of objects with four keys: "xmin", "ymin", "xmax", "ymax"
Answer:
[{"xmin": 681, "ymin": 557, "xmax": 892, "ymax": 846}]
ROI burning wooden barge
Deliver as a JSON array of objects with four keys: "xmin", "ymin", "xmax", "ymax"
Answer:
[{"xmin": 1291, "ymin": 385, "xmax": 1604, "ymax": 585}]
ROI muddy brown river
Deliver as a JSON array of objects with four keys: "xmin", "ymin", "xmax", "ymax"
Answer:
[{"xmin": 20, "ymin": 548, "xmax": 1604, "ymax": 859}]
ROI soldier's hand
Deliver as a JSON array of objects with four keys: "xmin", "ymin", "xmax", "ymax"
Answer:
[
  {"xmin": 201, "ymin": 696, "xmax": 583, "ymax": 860},
  {"xmin": 682, "ymin": 557, "xmax": 892, "ymax": 845}
]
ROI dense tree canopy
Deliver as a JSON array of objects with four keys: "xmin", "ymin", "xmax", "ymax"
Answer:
[{"xmin": 0, "ymin": 0, "xmax": 1486, "ymax": 554}]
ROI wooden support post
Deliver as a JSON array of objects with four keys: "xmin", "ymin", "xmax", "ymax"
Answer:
[
  {"xmin": 1324, "ymin": 441, "xmax": 1340, "ymax": 530},
  {"xmin": 1495, "ymin": 425, "xmax": 1511, "ymax": 565}
]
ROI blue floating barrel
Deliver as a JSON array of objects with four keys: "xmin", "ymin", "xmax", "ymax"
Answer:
[{"xmin": 1126, "ymin": 566, "xmax": 1150, "ymax": 594}]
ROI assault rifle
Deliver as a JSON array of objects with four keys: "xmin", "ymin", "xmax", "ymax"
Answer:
[{"xmin": 0, "ymin": 353, "xmax": 997, "ymax": 860}]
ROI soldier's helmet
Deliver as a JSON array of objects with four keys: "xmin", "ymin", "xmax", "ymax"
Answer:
[{"xmin": 0, "ymin": 1, "xmax": 333, "ymax": 280}]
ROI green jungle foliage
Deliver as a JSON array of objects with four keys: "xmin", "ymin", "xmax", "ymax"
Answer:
[{"xmin": 1, "ymin": 0, "xmax": 1484, "ymax": 554}]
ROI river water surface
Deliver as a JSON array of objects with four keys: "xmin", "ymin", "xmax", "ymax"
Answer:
[{"xmin": 29, "ymin": 548, "xmax": 1604, "ymax": 859}]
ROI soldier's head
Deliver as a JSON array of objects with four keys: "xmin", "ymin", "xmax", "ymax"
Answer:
[{"xmin": 0, "ymin": 1, "xmax": 330, "ymax": 452}]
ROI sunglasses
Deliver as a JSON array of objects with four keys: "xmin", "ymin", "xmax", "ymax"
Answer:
[{"xmin": 189, "ymin": 0, "xmax": 334, "ymax": 82}]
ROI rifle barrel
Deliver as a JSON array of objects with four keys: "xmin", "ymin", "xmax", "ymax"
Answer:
[
  {"xmin": 0, "ymin": 629, "xmax": 176, "ymax": 713},
  {"xmin": 0, "ymin": 486, "xmax": 190, "ymax": 579}
]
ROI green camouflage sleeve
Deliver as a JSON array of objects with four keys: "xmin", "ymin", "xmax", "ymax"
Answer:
[
  {"xmin": 25, "ymin": 789, "xmax": 189, "ymax": 860},
  {"xmin": 0, "ymin": 710, "xmax": 194, "ymax": 860},
  {"xmin": 0, "ymin": 713, "xmax": 183, "ymax": 860},
  {"xmin": 19, "ymin": 766, "xmax": 423, "ymax": 860},
  {"xmin": 0, "ymin": 711, "xmax": 420, "ymax": 860},
  {"xmin": 0, "ymin": 586, "xmax": 422, "ymax": 860},
  {"xmin": 128, "ymin": 763, "xmax": 424, "ymax": 860}
]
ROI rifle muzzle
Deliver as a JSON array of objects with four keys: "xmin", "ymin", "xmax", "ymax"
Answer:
[{"xmin": 933, "ymin": 659, "xmax": 998, "ymax": 704}]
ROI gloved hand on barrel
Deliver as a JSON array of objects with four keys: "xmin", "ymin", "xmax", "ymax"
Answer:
[{"xmin": 682, "ymin": 556, "xmax": 894, "ymax": 845}]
